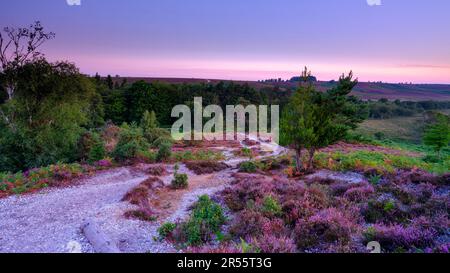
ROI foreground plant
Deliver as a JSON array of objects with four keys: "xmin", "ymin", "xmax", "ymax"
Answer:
[{"xmin": 159, "ymin": 195, "xmax": 226, "ymax": 247}]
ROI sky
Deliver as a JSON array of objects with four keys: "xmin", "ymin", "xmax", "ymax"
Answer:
[{"xmin": 1, "ymin": 0, "xmax": 450, "ymax": 83}]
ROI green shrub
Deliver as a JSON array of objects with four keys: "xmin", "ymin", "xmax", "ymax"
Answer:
[
  {"xmin": 136, "ymin": 150, "xmax": 157, "ymax": 163},
  {"xmin": 78, "ymin": 131, "xmax": 103, "ymax": 161},
  {"xmin": 157, "ymin": 142, "xmax": 173, "ymax": 162},
  {"xmin": 158, "ymin": 222, "xmax": 177, "ymax": 238},
  {"xmin": 363, "ymin": 199, "xmax": 409, "ymax": 224},
  {"xmin": 261, "ymin": 195, "xmax": 282, "ymax": 217},
  {"xmin": 172, "ymin": 173, "xmax": 188, "ymax": 189},
  {"xmin": 241, "ymin": 147, "xmax": 253, "ymax": 158},
  {"xmin": 113, "ymin": 124, "xmax": 149, "ymax": 161},
  {"xmin": 239, "ymin": 161, "xmax": 257, "ymax": 173},
  {"xmin": 88, "ymin": 141, "xmax": 106, "ymax": 164},
  {"xmin": 314, "ymin": 150, "xmax": 449, "ymax": 175},
  {"xmin": 0, "ymin": 163, "xmax": 86, "ymax": 196},
  {"xmin": 368, "ymin": 174, "xmax": 382, "ymax": 185},
  {"xmin": 147, "ymin": 129, "xmax": 173, "ymax": 146},
  {"xmin": 152, "ymin": 135, "xmax": 174, "ymax": 148},
  {"xmin": 176, "ymin": 195, "xmax": 226, "ymax": 246}
]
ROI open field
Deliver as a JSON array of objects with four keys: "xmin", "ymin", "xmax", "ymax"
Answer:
[{"xmin": 355, "ymin": 116, "xmax": 427, "ymax": 143}]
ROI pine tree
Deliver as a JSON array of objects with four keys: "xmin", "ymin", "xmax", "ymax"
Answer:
[
  {"xmin": 281, "ymin": 68, "xmax": 364, "ymax": 172},
  {"xmin": 105, "ymin": 75, "xmax": 114, "ymax": 90},
  {"xmin": 423, "ymin": 113, "xmax": 450, "ymax": 158},
  {"xmin": 141, "ymin": 110, "xmax": 158, "ymax": 134}
]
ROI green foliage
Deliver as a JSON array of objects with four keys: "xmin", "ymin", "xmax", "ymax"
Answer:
[
  {"xmin": 0, "ymin": 163, "xmax": 86, "ymax": 196},
  {"xmin": 88, "ymin": 141, "xmax": 106, "ymax": 164},
  {"xmin": 171, "ymin": 150, "xmax": 224, "ymax": 162},
  {"xmin": 78, "ymin": 131, "xmax": 105, "ymax": 163},
  {"xmin": 139, "ymin": 110, "xmax": 173, "ymax": 147},
  {"xmin": 240, "ymin": 147, "xmax": 253, "ymax": 158},
  {"xmin": 281, "ymin": 68, "xmax": 366, "ymax": 171},
  {"xmin": 314, "ymin": 150, "xmax": 450, "ymax": 175},
  {"xmin": 140, "ymin": 110, "xmax": 158, "ymax": 132},
  {"xmin": 171, "ymin": 173, "xmax": 188, "ymax": 189},
  {"xmin": 0, "ymin": 60, "xmax": 100, "ymax": 172},
  {"xmin": 368, "ymin": 174, "xmax": 382, "ymax": 185},
  {"xmin": 367, "ymin": 100, "xmax": 450, "ymax": 119},
  {"xmin": 157, "ymin": 141, "xmax": 173, "ymax": 162},
  {"xmin": 158, "ymin": 222, "xmax": 177, "ymax": 238},
  {"xmin": 239, "ymin": 161, "xmax": 257, "ymax": 173},
  {"xmin": 260, "ymin": 195, "xmax": 282, "ymax": 217},
  {"xmin": 423, "ymin": 113, "xmax": 450, "ymax": 157},
  {"xmin": 152, "ymin": 135, "xmax": 174, "ymax": 148},
  {"xmin": 112, "ymin": 123, "xmax": 149, "ymax": 161},
  {"xmin": 180, "ymin": 195, "xmax": 226, "ymax": 246}
]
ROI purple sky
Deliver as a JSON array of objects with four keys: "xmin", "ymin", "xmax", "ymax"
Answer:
[{"xmin": 2, "ymin": 0, "xmax": 450, "ymax": 83}]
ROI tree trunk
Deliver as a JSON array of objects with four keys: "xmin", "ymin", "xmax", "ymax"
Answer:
[
  {"xmin": 307, "ymin": 147, "xmax": 316, "ymax": 171},
  {"xmin": 295, "ymin": 147, "xmax": 303, "ymax": 173}
]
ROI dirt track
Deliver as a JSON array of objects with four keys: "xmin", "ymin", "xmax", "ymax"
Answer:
[{"xmin": 0, "ymin": 135, "xmax": 284, "ymax": 253}]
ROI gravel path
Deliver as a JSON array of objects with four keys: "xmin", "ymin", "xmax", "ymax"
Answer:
[
  {"xmin": 0, "ymin": 135, "xmax": 284, "ymax": 253},
  {"xmin": 0, "ymin": 167, "xmax": 174, "ymax": 253}
]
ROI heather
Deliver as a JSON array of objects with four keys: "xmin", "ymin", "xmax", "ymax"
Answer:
[
  {"xmin": 174, "ymin": 168, "xmax": 450, "ymax": 253},
  {"xmin": 158, "ymin": 195, "xmax": 226, "ymax": 247},
  {"xmin": 0, "ymin": 163, "xmax": 92, "ymax": 197}
]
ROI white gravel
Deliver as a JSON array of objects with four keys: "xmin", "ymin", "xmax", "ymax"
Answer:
[{"xmin": 0, "ymin": 167, "xmax": 174, "ymax": 253}]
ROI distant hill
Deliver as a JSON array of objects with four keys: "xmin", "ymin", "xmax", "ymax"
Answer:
[{"xmin": 111, "ymin": 77, "xmax": 450, "ymax": 101}]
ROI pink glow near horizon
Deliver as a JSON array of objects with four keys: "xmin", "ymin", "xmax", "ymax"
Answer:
[{"xmin": 48, "ymin": 52, "xmax": 450, "ymax": 84}]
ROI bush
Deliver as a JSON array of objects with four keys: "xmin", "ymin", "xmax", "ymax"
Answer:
[
  {"xmin": 136, "ymin": 150, "xmax": 157, "ymax": 163},
  {"xmin": 250, "ymin": 235, "xmax": 297, "ymax": 253},
  {"xmin": 363, "ymin": 224, "xmax": 437, "ymax": 252},
  {"xmin": 78, "ymin": 131, "xmax": 102, "ymax": 161},
  {"xmin": 230, "ymin": 209, "xmax": 268, "ymax": 239},
  {"xmin": 152, "ymin": 135, "xmax": 174, "ymax": 148},
  {"xmin": 239, "ymin": 161, "xmax": 257, "ymax": 173},
  {"xmin": 0, "ymin": 163, "xmax": 86, "ymax": 196},
  {"xmin": 113, "ymin": 124, "xmax": 149, "ymax": 161},
  {"xmin": 173, "ymin": 195, "xmax": 226, "ymax": 246},
  {"xmin": 343, "ymin": 184, "xmax": 375, "ymax": 203},
  {"xmin": 122, "ymin": 185, "xmax": 149, "ymax": 205},
  {"xmin": 158, "ymin": 222, "xmax": 177, "ymax": 239},
  {"xmin": 260, "ymin": 195, "xmax": 282, "ymax": 217},
  {"xmin": 294, "ymin": 208, "xmax": 356, "ymax": 250},
  {"xmin": 363, "ymin": 198, "xmax": 410, "ymax": 224},
  {"xmin": 95, "ymin": 158, "xmax": 113, "ymax": 168},
  {"xmin": 240, "ymin": 147, "xmax": 253, "ymax": 158},
  {"xmin": 185, "ymin": 161, "xmax": 229, "ymax": 175},
  {"xmin": 172, "ymin": 150, "xmax": 225, "ymax": 162},
  {"xmin": 172, "ymin": 173, "xmax": 188, "ymax": 189},
  {"xmin": 146, "ymin": 165, "xmax": 167, "ymax": 176},
  {"xmin": 88, "ymin": 141, "xmax": 106, "ymax": 164},
  {"xmin": 157, "ymin": 142, "xmax": 172, "ymax": 162},
  {"xmin": 124, "ymin": 209, "xmax": 156, "ymax": 222}
]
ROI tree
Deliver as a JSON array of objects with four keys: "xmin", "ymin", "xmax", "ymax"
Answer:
[
  {"xmin": 423, "ymin": 113, "xmax": 450, "ymax": 158},
  {"xmin": 0, "ymin": 21, "xmax": 55, "ymax": 131},
  {"xmin": 105, "ymin": 75, "xmax": 114, "ymax": 90},
  {"xmin": 0, "ymin": 59, "xmax": 98, "ymax": 171},
  {"xmin": 281, "ymin": 68, "xmax": 365, "ymax": 172},
  {"xmin": 0, "ymin": 22, "xmax": 54, "ymax": 103},
  {"xmin": 140, "ymin": 110, "xmax": 158, "ymax": 133},
  {"xmin": 281, "ymin": 68, "xmax": 324, "ymax": 172}
]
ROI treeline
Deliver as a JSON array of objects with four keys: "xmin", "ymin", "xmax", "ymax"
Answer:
[
  {"xmin": 99, "ymin": 79, "xmax": 291, "ymax": 126},
  {"xmin": 366, "ymin": 99, "xmax": 450, "ymax": 119}
]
